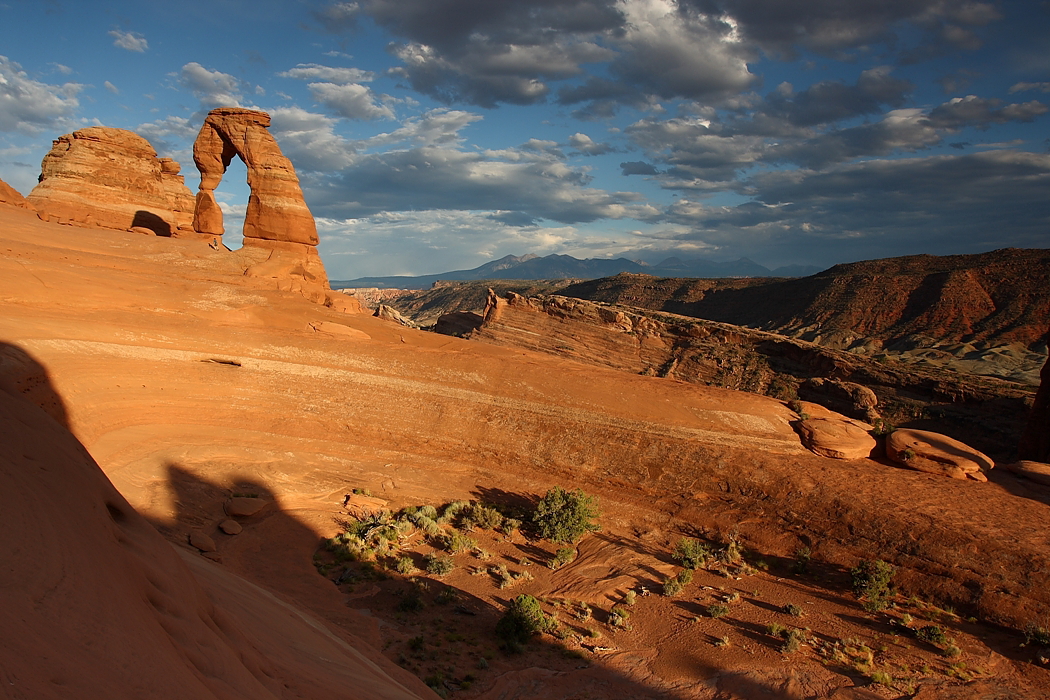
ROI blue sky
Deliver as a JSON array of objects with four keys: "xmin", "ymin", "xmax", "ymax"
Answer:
[{"xmin": 1, "ymin": 0, "xmax": 1048, "ymax": 279}]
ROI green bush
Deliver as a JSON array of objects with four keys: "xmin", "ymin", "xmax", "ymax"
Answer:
[
  {"xmin": 395, "ymin": 556, "xmax": 415, "ymax": 574},
  {"xmin": 496, "ymin": 594, "xmax": 555, "ymax": 649},
  {"xmin": 707, "ymin": 604, "xmax": 729, "ymax": 619},
  {"xmin": 676, "ymin": 568, "xmax": 693, "ymax": 585},
  {"xmin": 461, "ymin": 503, "xmax": 504, "ymax": 530},
  {"xmin": 791, "ymin": 546, "xmax": 811, "ymax": 575},
  {"xmin": 439, "ymin": 531, "xmax": 477, "ymax": 554},
  {"xmin": 662, "ymin": 578, "xmax": 683, "ymax": 597},
  {"xmin": 851, "ymin": 559, "xmax": 895, "ymax": 607},
  {"xmin": 533, "ymin": 487, "xmax": 600, "ymax": 543},
  {"xmin": 1024, "ymin": 623, "xmax": 1050, "ymax": 647},
  {"xmin": 499, "ymin": 517, "xmax": 522, "ymax": 535},
  {"xmin": 548, "ymin": 547, "xmax": 576, "ymax": 570},
  {"xmin": 784, "ymin": 603, "xmax": 804, "ymax": 617},
  {"xmin": 424, "ymin": 553, "xmax": 455, "ymax": 576},
  {"xmin": 673, "ymin": 538, "xmax": 710, "ymax": 569},
  {"xmin": 916, "ymin": 625, "xmax": 949, "ymax": 646}
]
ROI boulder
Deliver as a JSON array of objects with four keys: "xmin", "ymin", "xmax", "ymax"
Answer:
[
  {"xmin": 189, "ymin": 531, "xmax": 217, "ymax": 552},
  {"xmin": 1018, "ymin": 345, "xmax": 1050, "ymax": 463},
  {"xmin": 1003, "ymin": 460, "xmax": 1050, "ymax": 487},
  {"xmin": 324, "ymin": 290, "xmax": 365, "ymax": 314},
  {"xmin": 0, "ymin": 177, "xmax": 27, "ymax": 208},
  {"xmin": 224, "ymin": 496, "xmax": 269, "ymax": 517},
  {"xmin": 886, "ymin": 429, "xmax": 992, "ymax": 481},
  {"xmin": 374, "ymin": 304, "xmax": 417, "ymax": 327},
  {"xmin": 797, "ymin": 417, "xmax": 877, "ymax": 460},
  {"xmin": 26, "ymin": 127, "xmax": 196, "ymax": 236},
  {"xmin": 218, "ymin": 519, "xmax": 243, "ymax": 535}
]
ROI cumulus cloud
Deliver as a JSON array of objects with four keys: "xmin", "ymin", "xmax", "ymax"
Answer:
[
  {"xmin": 278, "ymin": 63, "xmax": 376, "ymax": 84},
  {"xmin": 307, "ymin": 82, "xmax": 396, "ymax": 120},
  {"xmin": 569, "ymin": 132, "xmax": 613, "ymax": 155},
  {"xmin": 1009, "ymin": 82, "xmax": 1050, "ymax": 94},
  {"xmin": 108, "ymin": 29, "xmax": 148, "ymax": 52},
  {"xmin": 178, "ymin": 62, "xmax": 242, "ymax": 108},
  {"xmin": 925, "ymin": 95, "xmax": 1049, "ymax": 130},
  {"xmin": 0, "ymin": 55, "xmax": 82, "ymax": 133},
  {"xmin": 269, "ymin": 106, "xmax": 357, "ymax": 171}
]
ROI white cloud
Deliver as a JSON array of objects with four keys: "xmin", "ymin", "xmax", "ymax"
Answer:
[
  {"xmin": 569, "ymin": 132, "xmax": 613, "ymax": 155},
  {"xmin": 269, "ymin": 106, "xmax": 357, "ymax": 171},
  {"xmin": 178, "ymin": 62, "xmax": 242, "ymax": 109},
  {"xmin": 307, "ymin": 82, "xmax": 396, "ymax": 120},
  {"xmin": 0, "ymin": 55, "xmax": 82, "ymax": 133},
  {"xmin": 108, "ymin": 29, "xmax": 148, "ymax": 53},
  {"xmin": 103, "ymin": 81, "xmax": 118, "ymax": 94},
  {"xmin": 278, "ymin": 63, "xmax": 376, "ymax": 84},
  {"xmin": 1009, "ymin": 82, "xmax": 1050, "ymax": 94}
]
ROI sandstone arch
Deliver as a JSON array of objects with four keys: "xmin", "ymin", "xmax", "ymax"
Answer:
[{"xmin": 192, "ymin": 107, "xmax": 329, "ymax": 300}]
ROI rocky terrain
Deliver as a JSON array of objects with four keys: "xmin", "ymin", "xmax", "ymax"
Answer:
[
  {"xmin": 3, "ymin": 115, "xmax": 1050, "ymax": 699},
  {"xmin": 557, "ymin": 250, "xmax": 1050, "ymax": 385}
]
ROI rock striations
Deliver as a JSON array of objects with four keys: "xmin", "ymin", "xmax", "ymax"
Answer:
[
  {"xmin": 27, "ymin": 127, "xmax": 196, "ymax": 236},
  {"xmin": 0, "ymin": 177, "xmax": 27, "ymax": 208},
  {"xmin": 192, "ymin": 107, "xmax": 329, "ymax": 302}
]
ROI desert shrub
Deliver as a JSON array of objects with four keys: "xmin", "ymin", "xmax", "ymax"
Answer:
[
  {"xmin": 624, "ymin": 590, "xmax": 637, "ymax": 605},
  {"xmin": 352, "ymin": 487, "xmax": 372, "ymax": 496},
  {"xmin": 1024, "ymin": 623, "xmax": 1050, "ymax": 647},
  {"xmin": 395, "ymin": 556, "xmax": 415, "ymax": 574},
  {"xmin": 943, "ymin": 644, "xmax": 962, "ymax": 658},
  {"xmin": 438, "ymin": 500, "xmax": 470, "ymax": 525},
  {"xmin": 869, "ymin": 671, "xmax": 893, "ymax": 686},
  {"xmin": 766, "ymin": 376, "xmax": 797, "ymax": 401},
  {"xmin": 916, "ymin": 625, "xmax": 949, "ymax": 646},
  {"xmin": 767, "ymin": 622, "xmax": 787, "ymax": 638},
  {"xmin": 781, "ymin": 627, "xmax": 808, "ymax": 654},
  {"xmin": 871, "ymin": 418, "xmax": 895, "ymax": 436},
  {"xmin": 416, "ymin": 505, "xmax": 438, "ymax": 520},
  {"xmin": 496, "ymin": 595, "xmax": 555, "ymax": 650},
  {"xmin": 677, "ymin": 569, "xmax": 693, "ymax": 585},
  {"xmin": 792, "ymin": 546, "xmax": 811, "ymax": 575},
  {"xmin": 902, "ymin": 448, "xmax": 916, "ymax": 461},
  {"xmin": 784, "ymin": 603, "xmax": 805, "ymax": 617},
  {"xmin": 707, "ymin": 604, "xmax": 729, "ymax": 619},
  {"xmin": 533, "ymin": 487, "xmax": 600, "ymax": 543},
  {"xmin": 424, "ymin": 553, "xmax": 455, "ymax": 576},
  {"xmin": 397, "ymin": 591, "xmax": 425, "ymax": 613},
  {"xmin": 439, "ymin": 531, "xmax": 477, "ymax": 554},
  {"xmin": 461, "ymin": 503, "xmax": 504, "ymax": 531},
  {"xmin": 611, "ymin": 604, "xmax": 631, "ymax": 620},
  {"xmin": 435, "ymin": 587, "xmax": 460, "ymax": 605},
  {"xmin": 548, "ymin": 547, "xmax": 577, "ymax": 570},
  {"xmin": 673, "ymin": 538, "xmax": 710, "ymax": 569},
  {"xmin": 717, "ymin": 539, "xmax": 744, "ymax": 566},
  {"xmin": 851, "ymin": 559, "xmax": 895, "ymax": 608},
  {"xmin": 725, "ymin": 591, "xmax": 740, "ymax": 603},
  {"xmin": 787, "ymin": 399, "xmax": 804, "ymax": 415},
  {"xmin": 499, "ymin": 517, "xmax": 522, "ymax": 535},
  {"xmin": 662, "ymin": 577, "xmax": 683, "ymax": 597},
  {"xmin": 714, "ymin": 634, "xmax": 731, "ymax": 647}
]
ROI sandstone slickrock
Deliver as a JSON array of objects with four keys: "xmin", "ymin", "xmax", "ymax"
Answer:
[
  {"xmin": 887, "ymin": 428, "xmax": 993, "ymax": 481},
  {"xmin": 225, "ymin": 496, "xmax": 269, "ymax": 517},
  {"xmin": 0, "ymin": 177, "xmax": 27, "ymax": 208},
  {"xmin": 191, "ymin": 108, "xmax": 329, "ymax": 301},
  {"xmin": 27, "ymin": 127, "xmax": 196, "ymax": 236},
  {"xmin": 1019, "ymin": 345, "xmax": 1050, "ymax": 462},
  {"xmin": 1004, "ymin": 461, "xmax": 1050, "ymax": 486},
  {"xmin": 797, "ymin": 417, "xmax": 878, "ymax": 460},
  {"xmin": 374, "ymin": 303, "xmax": 417, "ymax": 327},
  {"xmin": 799, "ymin": 378, "xmax": 880, "ymax": 424}
]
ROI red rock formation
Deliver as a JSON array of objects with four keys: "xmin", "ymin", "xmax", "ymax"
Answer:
[
  {"xmin": 0, "ymin": 177, "xmax": 27, "ymax": 208},
  {"xmin": 1019, "ymin": 346, "xmax": 1050, "ymax": 462},
  {"xmin": 26, "ymin": 127, "xmax": 195, "ymax": 236},
  {"xmin": 191, "ymin": 107, "xmax": 328, "ymax": 301}
]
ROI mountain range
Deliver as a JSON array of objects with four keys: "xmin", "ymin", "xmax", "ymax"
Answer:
[{"xmin": 333, "ymin": 253, "xmax": 821, "ymax": 289}]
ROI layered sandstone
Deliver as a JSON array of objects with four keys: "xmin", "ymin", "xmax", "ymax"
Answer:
[
  {"xmin": 0, "ymin": 177, "xmax": 27, "ymax": 208},
  {"xmin": 191, "ymin": 107, "xmax": 328, "ymax": 301},
  {"xmin": 454, "ymin": 291, "xmax": 1033, "ymax": 461},
  {"xmin": 26, "ymin": 127, "xmax": 196, "ymax": 236}
]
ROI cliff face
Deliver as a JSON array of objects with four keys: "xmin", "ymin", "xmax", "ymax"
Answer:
[
  {"xmin": 560, "ymin": 249, "xmax": 1050, "ymax": 380},
  {"xmin": 460, "ymin": 291, "xmax": 1035, "ymax": 461}
]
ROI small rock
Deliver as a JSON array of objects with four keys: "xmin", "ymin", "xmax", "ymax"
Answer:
[
  {"xmin": 218, "ymin": 519, "xmax": 242, "ymax": 535},
  {"xmin": 886, "ymin": 429, "xmax": 992, "ymax": 481},
  {"xmin": 189, "ymin": 531, "xmax": 217, "ymax": 552},
  {"xmin": 225, "ymin": 497, "xmax": 269, "ymax": 517},
  {"xmin": 202, "ymin": 551, "xmax": 223, "ymax": 563}
]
